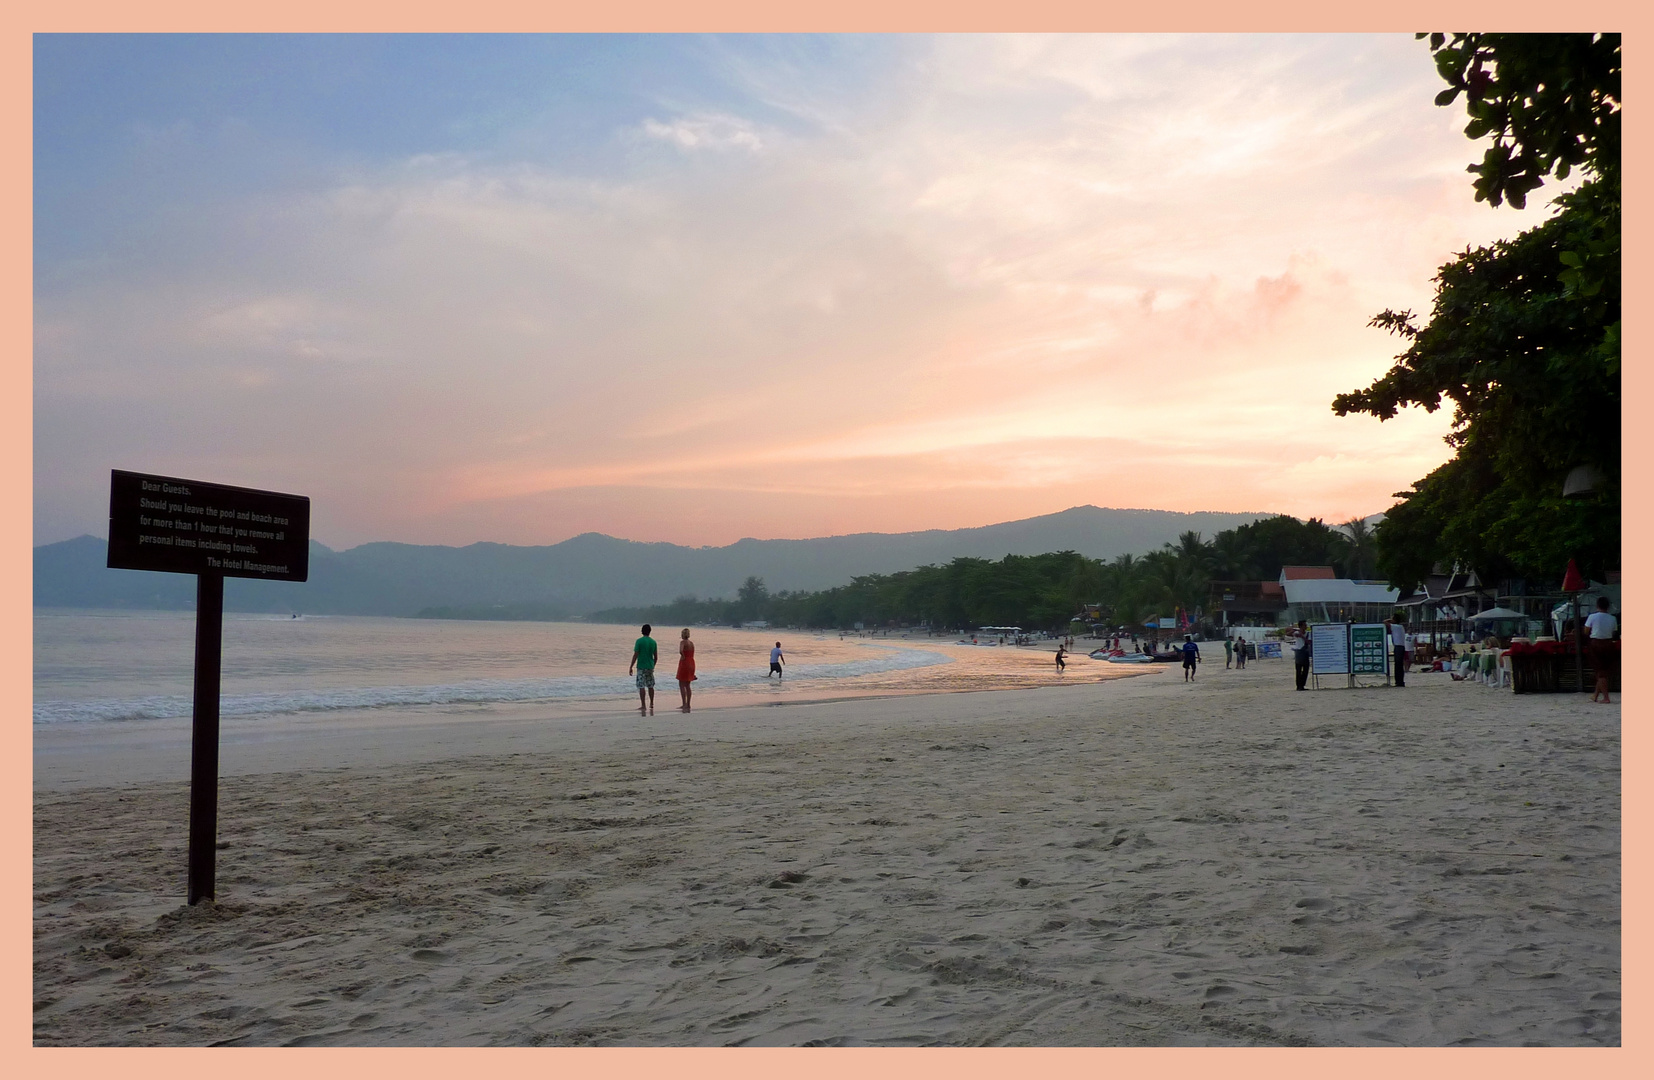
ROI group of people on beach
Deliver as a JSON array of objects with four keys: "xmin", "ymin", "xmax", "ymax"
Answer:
[
  {"xmin": 626, "ymin": 625, "xmax": 785, "ymax": 715},
  {"xmin": 625, "ymin": 599, "xmax": 1619, "ymax": 717},
  {"xmin": 1287, "ymin": 615, "xmax": 1414, "ymax": 691}
]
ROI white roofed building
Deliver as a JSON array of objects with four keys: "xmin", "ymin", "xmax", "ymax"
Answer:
[{"xmin": 1277, "ymin": 566, "xmax": 1401, "ymax": 625}]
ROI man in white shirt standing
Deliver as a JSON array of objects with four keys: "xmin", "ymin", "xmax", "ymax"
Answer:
[
  {"xmin": 1584, "ymin": 596, "xmax": 1618, "ymax": 704},
  {"xmin": 1290, "ymin": 620, "xmax": 1311, "ymax": 691},
  {"xmin": 1385, "ymin": 613, "xmax": 1411, "ymax": 688}
]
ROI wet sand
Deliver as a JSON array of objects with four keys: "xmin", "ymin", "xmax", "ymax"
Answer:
[{"xmin": 32, "ymin": 659, "xmax": 1620, "ymax": 1046}]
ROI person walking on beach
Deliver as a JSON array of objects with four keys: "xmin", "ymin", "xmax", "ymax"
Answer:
[
  {"xmin": 676, "ymin": 628, "xmax": 697, "ymax": 713},
  {"xmin": 1181, "ymin": 634, "xmax": 1200, "ymax": 681},
  {"xmin": 1235, "ymin": 635, "xmax": 1248, "ymax": 669},
  {"xmin": 1585, "ymin": 596, "xmax": 1619, "ymax": 703},
  {"xmin": 1386, "ymin": 613, "xmax": 1410, "ymax": 688},
  {"xmin": 1055, "ymin": 643, "xmax": 1067, "ymax": 672},
  {"xmin": 1291, "ymin": 620, "xmax": 1311, "ymax": 691},
  {"xmin": 768, "ymin": 641, "xmax": 785, "ymax": 679},
  {"xmin": 1224, "ymin": 636, "xmax": 1234, "ymax": 669},
  {"xmin": 629, "ymin": 624, "xmax": 658, "ymax": 715}
]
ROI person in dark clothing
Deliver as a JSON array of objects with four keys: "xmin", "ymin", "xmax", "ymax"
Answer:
[
  {"xmin": 1291, "ymin": 620, "xmax": 1311, "ymax": 691},
  {"xmin": 1181, "ymin": 635, "xmax": 1200, "ymax": 681},
  {"xmin": 1385, "ymin": 614, "xmax": 1409, "ymax": 688}
]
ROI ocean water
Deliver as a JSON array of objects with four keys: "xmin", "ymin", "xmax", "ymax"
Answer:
[{"xmin": 32, "ymin": 611, "xmax": 954, "ymax": 726}]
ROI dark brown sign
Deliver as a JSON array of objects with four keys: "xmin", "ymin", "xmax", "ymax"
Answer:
[{"xmin": 107, "ymin": 469, "xmax": 310, "ymax": 581}]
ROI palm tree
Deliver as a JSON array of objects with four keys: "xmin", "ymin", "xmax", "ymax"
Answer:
[
  {"xmin": 1211, "ymin": 530, "xmax": 1250, "ymax": 580},
  {"xmin": 1168, "ymin": 530, "xmax": 1210, "ymax": 568},
  {"xmin": 1133, "ymin": 552, "xmax": 1179, "ymax": 618},
  {"xmin": 1340, "ymin": 518, "xmax": 1377, "ymax": 579},
  {"xmin": 1171, "ymin": 563, "xmax": 1210, "ymax": 613},
  {"xmin": 1167, "ymin": 530, "xmax": 1215, "ymax": 614}
]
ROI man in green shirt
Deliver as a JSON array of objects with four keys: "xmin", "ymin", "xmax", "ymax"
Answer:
[{"xmin": 629, "ymin": 623, "xmax": 658, "ymax": 715}]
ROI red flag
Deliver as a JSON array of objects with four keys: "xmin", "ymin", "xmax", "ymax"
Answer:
[{"xmin": 1562, "ymin": 558, "xmax": 1586, "ymax": 593}]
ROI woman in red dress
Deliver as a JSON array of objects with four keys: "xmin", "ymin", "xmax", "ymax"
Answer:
[{"xmin": 676, "ymin": 628, "xmax": 697, "ymax": 712}]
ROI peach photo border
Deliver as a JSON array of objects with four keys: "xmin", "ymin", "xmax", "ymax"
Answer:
[{"xmin": 7, "ymin": 1, "xmax": 1645, "ymax": 1075}]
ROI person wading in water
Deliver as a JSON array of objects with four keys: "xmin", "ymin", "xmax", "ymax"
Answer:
[{"xmin": 675, "ymin": 627, "xmax": 697, "ymax": 712}]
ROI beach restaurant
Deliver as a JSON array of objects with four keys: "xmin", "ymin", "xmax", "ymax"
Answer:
[
  {"xmin": 1394, "ymin": 566, "xmax": 1613, "ymax": 647},
  {"xmin": 1208, "ymin": 579, "xmax": 1288, "ymax": 627},
  {"xmin": 1401, "ymin": 564, "xmax": 1622, "ymax": 692}
]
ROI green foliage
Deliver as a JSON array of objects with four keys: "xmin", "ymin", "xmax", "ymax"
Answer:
[
  {"xmin": 735, "ymin": 575, "xmax": 770, "ymax": 622},
  {"xmin": 1375, "ymin": 450, "xmax": 1619, "ymax": 589},
  {"xmin": 1207, "ymin": 515, "xmax": 1348, "ymax": 580},
  {"xmin": 1335, "ymin": 182, "xmax": 1619, "ymax": 496},
  {"xmin": 1336, "ymin": 35, "xmax": 1621, "ymax": 589},
  {"xmin": 1423, "ymin": 32, "xmax": 1619, "ymax": 209}
]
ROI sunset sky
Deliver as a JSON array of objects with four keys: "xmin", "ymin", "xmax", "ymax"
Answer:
[{"xmin": 33, "ymin": 33, "xmax": 1568, "ymax": 550}]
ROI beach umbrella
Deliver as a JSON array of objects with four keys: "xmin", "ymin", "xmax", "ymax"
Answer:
[
  {"xmin": 1561, "ymin": 558, "xmax": 1585, "ymax": 692},
  {"xmin": 1467, "ymin": 606, "xmax": 1527, "ymax": 621}
]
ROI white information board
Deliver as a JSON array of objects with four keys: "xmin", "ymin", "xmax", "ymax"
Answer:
[{"xmin": 1310, "ymin": 623, "xmax": 1349, "ymax": 675}]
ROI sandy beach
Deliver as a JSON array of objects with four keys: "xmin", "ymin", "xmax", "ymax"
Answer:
[{"xmin": 32, "ymin": 658, "xmax": 1621, "ymax": 1046}]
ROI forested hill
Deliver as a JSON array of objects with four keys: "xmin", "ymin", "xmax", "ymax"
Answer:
[{"xmin": 33, "ymin": 505, "xmax": 1270, "ymax": 616}]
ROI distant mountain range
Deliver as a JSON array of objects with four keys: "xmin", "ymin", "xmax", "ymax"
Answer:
[{"xmin": 34, "ymin": 505, "xmax": 1273, "ymax": 617}]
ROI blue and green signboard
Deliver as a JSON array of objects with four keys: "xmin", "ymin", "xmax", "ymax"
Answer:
[{"xmin": 1350, "ymin": 623, "xmax": 1389, "ymax": 676}]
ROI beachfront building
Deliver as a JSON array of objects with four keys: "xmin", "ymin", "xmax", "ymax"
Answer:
[
  {"xmin": 1207, "ymin": 566, "xmax": 1398, "ymax": 627},
  {"xmin": 1395, "ymin": 565, "xmax": 1619, "ymax": 645},
  {"xmin": 1208, "ymin": 580, "xmax": 1288, "ymax": 627},
  {"xmin": 1277, "ymin": 565, "xmax": 1401, "ymax": 625},
  {"xmin": 1395, "ymin": 566, "xmax": 1489, "ymax": 641}
]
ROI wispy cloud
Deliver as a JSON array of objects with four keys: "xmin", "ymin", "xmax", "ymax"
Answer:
[{"xmin": 638, "ymin": 112, "xmax": 769, "ymax": 152}]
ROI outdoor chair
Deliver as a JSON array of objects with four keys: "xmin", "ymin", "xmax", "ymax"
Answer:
[{"xmin": 1474, "ymin": 650, "xmax": 1509, "ymax": 688}]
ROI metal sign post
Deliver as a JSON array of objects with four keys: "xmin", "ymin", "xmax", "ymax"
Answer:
[
  {"xmin": 107, "ymin": 470, "xmax": 309, "ymax": 904},
  {"xmin": 189, "ymin": 572, "xmax": 224, "ymax": 904}
]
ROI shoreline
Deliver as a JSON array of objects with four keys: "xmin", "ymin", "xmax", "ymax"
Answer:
[
  {"xmin": 32, "ymin": 662, "xmax": 1168, "ymax": 793},
  {"xmin": 33, "ymin": 612, "xmax": 1117, "ymax": 730},
  {"xmin": 33, "ymin": 631, "xmax": 1159, "ymax": 793}
]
